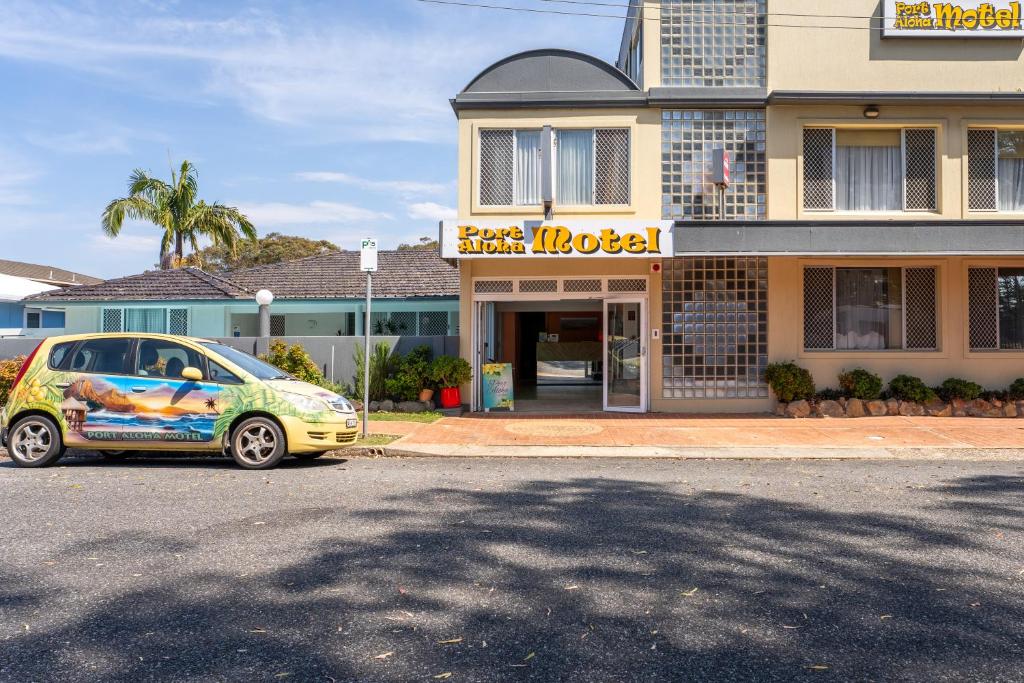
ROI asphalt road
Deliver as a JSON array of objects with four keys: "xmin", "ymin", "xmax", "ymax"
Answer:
[{"xmin": 1, "ymin": 453, "xmax": 1023, "ymax": 682}]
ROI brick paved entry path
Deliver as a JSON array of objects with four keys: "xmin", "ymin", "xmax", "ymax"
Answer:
[{"xmin": 383, "ymin": 414, "xmax": 1024, "ymax": 457}]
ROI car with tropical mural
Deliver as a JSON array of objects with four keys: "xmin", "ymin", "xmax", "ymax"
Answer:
[{"xmin": 1, "ymin": 333, "xmax": 359, "ymax": 469}]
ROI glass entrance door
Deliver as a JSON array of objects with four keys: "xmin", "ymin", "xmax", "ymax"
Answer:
[{"xmin": 603, "ymin": 299, "xmax": 646, "ymax": 412}]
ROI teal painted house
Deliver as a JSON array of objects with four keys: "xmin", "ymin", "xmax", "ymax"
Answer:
[{"xmin": 25, "ymin": 250, "xmax": 460, "ymax": 338}]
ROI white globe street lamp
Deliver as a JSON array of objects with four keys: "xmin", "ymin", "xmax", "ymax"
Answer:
[{"xmin": 256, "ymin": 289, "xmax": 274, "ymax": 337}]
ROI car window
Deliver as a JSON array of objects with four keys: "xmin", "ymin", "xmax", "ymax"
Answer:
[
  {"xmin": 68, "ymin": 339, "xmax": 132, "ymax": 375},
  {"xmin": 199, "ymin": 342, "xmax": 291, "ymax": 381},
  {"xmin": 48, "ymin": 341, "xmax": 76, "ymax": 370},
  {"xmin": 208, "ymin": 360, "xmax": 244, "ymax": 385},
  {"xmin": 135, "ymin": 339, "xmax": 208, "ymax": 380}
]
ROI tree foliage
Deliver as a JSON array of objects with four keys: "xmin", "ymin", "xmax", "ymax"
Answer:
[
  {"xmin": 190, "ymin": 232, "xmax": 339, "ymax": 272},
  {"xmin": 102, "ymin": 160, "xmax": 257, "ymax": 269},
  {"xmin": 397, "ymin": 236, "xmax": 439, "ymax": 251}
]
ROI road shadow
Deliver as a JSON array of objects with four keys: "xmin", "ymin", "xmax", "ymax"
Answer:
[
  {"xmin": 2, "ymin": 469, "xmax": 1023, "ymax": 681},
  {"xmin": 0, "ymin": 451, "xmax": 349, "ymax": 470}
]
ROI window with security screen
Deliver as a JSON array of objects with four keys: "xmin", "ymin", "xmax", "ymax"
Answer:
[
  {"xmin": 802, "ymin": 127, "xmax": 936, "ymax": 212},
  {"xmin": 661, "ymin": 257, "xmax": 769, "ymax": 400},
  {"xmin": 968, "ymin": 129, "xmax": 1024, "ymax": 212},
  {"xmin": 968, "ymin": 267, "xmax": 1024, "ymax": 350},
  {"xmin": 802, "ymin": 266, "xmax": 938, "ymax": 351},
  {"xmin": 660, "ymin": 0, "xmax": 766, "ymax": 88},
  {"xmin": 662, "ymin": 110, "xmax": 766, "ymax": 220}
]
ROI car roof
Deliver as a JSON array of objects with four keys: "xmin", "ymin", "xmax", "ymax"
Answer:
[{"xmin": 38, "ymin": 333, "xmax": 216, "ymax": 345}]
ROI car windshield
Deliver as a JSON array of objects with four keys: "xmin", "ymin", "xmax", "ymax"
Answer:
[{"xmin": 200, "ymin": 342, "xmax": 293, "ymax": 381}]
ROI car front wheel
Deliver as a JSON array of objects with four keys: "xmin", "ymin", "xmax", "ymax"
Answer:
[
  {"xmin": 230, "ymin": 417, "xmax": 287, "ymax": 470},
  {"xmin": 7, "ymin": 415, "xmax": 65, "ymax": 468}
]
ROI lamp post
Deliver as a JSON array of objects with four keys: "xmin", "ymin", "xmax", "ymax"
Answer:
[{"xmin": 256, "ymin": 289, "xmax": 274, "ymax": 338}]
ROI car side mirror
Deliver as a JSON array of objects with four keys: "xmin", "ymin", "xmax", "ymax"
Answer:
[{"xmin": 181, "ymin": 366, "xmax": 203, "ymax": 381}]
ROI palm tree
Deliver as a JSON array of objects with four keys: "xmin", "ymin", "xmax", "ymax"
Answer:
[{"xmin": 102, "ymin": 160, "xmax": 257, "ymax": 269}]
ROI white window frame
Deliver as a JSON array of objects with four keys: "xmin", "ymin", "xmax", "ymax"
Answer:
[
  {"xmin": 803, "ymin": 266, "xmax": 938, "ymax": 352},
  {"xmin": 101, "ymin": 306, "xmax": 189, "ymax": 335},
  {"xmin": 477, "ymin": 128, "xmax": 542, "ymax": 207},
  {"xmin": 971, "ymin": 128, "xmax": 1024, "ymax": 214},
  {"xmin": 553, "ymin": 127, "xmax": 631, "ymax": 207}
]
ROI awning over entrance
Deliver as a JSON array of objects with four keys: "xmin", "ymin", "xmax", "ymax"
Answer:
[{"xmin": 673, "ymin": 220, "xmax": 1024, "ymax": 256}]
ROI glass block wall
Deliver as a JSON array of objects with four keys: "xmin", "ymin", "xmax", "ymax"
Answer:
[
  {"xmin": 662, "ymin": 257, "xmax": 769, "ymax": 399},
  {"xmin": 662, "ymin": 110, "xmax": 767, "ymax": 220},
  {"xmin": 660, "ymin": 0, "xmax": 766, "ymax": 88}
]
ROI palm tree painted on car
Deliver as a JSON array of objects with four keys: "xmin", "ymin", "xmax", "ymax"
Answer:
[{"xmin": 101, "ymin": 160, "xmax": 257, "ymax": 269}]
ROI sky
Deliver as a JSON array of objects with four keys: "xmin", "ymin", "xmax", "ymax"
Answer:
[{"xmin": 0, "ymin": 0, "xmax": 624, "ymax": 278}]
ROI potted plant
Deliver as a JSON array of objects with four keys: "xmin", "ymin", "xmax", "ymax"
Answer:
[{"xmin": 429, "ymin": 355, "xmax": 472, "ymax": 409}]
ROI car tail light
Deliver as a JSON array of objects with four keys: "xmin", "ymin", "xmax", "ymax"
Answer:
[{"xmin": 10, "ymin": 343, "xmax": 42, "ymax": 396}]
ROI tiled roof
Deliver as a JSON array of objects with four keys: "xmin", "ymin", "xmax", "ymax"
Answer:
[
  {"xmin": 0, "ymin": 258, "xmax": 102, "ymax": 286},
  {"xmin": 25, "ymin": 250, "xmax": 459, "ymax": 302},
  {"xmin": 228, "ymin": 250, "xmax": 459, "ymax": 299},
  {"xmin": 26, "ymin": 267, "xmax": 251, "ymax": 302}
]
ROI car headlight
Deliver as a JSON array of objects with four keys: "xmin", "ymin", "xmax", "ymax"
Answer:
[
  {"xmin": 280, "ymin": 392, "xmax": 330, "ymax": 414},
  {"xmin": 330, "ymin": 397, "xmax": 355, "ymax": 413}
]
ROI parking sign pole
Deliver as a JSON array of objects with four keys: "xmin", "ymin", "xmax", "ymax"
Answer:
[{"xmin": 363, "ymin": 270, "xmax": 371, "ymax": 439}]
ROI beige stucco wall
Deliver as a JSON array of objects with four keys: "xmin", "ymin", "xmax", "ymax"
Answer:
[
  {"xmin": 767, "ymin": 103, "xmax": 1024, "ymax": 221},
  {"xmin": 768, "ymin": 0, "xmax": 1024, "ymax": 92}
]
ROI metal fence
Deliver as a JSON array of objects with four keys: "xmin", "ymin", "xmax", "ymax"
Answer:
[{"xmin": 0, "ymin": 335, "xmax": 460, "ymax": 391}]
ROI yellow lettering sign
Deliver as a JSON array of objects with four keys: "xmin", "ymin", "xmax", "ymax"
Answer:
[{"xmin": 454, "ymin": 224, "xmax": 663, "ymax": 257}]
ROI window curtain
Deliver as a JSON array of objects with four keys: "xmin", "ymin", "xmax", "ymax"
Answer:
[
  {"xmin": 556, "ymin": 130, "xmax": 593, "ymax": 205},
  {"xmin": 998, "ymin": 158, "xmax": 1024, "ymax": 212},
  {"xmin": 836, "ymin": 145, "xmax": 903, "ymax": 211},
  {"xmin": 835, "ymin": 268, "xmax": 903, "ymax": 350},
  {"xmin": 998, "ymin": 268, "xmax": 1024, "ymax": 349},
  {"xmin": 514, "ymin": 131, "xmax": 541, "ymax": 205},
  {"xmin": 125, "ymin": 308, "xmax": 166, "ymax": 333}
]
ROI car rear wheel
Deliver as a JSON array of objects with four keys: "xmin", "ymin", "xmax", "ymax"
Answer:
[
  {"xmin": 230, "ymin": 417, "xmax": 287, "ymax": 470},
  {"xmin": 8, "ymin": 415, "xmax": 65, "ymax": 468},
  {"xmin": 293, "ymin": 451, "xmax": 328, "ymax": 461}
]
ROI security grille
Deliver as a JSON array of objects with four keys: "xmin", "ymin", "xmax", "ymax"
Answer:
[
  {"xmin": 968, "ymin": 267, "xmax": 999, "ymax": 349},
  {"xmin": 474, "ymin": 279, "xmax": 513, "ymax": 294},
  {"xmin": 102, "ymin": 308, "xmax": 123, "ymax": 333},
  {"xmin": 660, "ymin": 0, "xmax": 766, "ymax": 88},
  {"xmin": 563, "ymin": 278, "xmax": 602, "ymax": 293},
  {"xmin": 270, "ymin": 315, "xmax": 286, "ymax": 336},
  {"xmin": 479, "ymin": 129, "xmax": 514, "ymax": 206},
  {"xmin": 967, "ymin": 129, "xmax": 998, "ymax": 211},
  {"xmin": 803, "ymin": 267, "xmax": 835, "ymax": 350},
  {"xmin": 418, "ymin": 311, "xmax": 449, "ymax": 336},
  {"xmin": 608, "ymin": 278, "xmax": 647, "ymax": 293},
  {"xmin": 594, "ymin": 129, "xmax": 630, "ymax": 205},
  {"xmin": 519, "ymin": 279, "xmax": 557, "ymax": 293},
  {"xmin": 904, "ymin": 268, "xmax": 938, "ymax": 349},
  {"xmin": 661, "ymin": 257, "xmax": 769, "ymax": 399},
  {"xmin": 903, "ymin": 129, "xmax": 936, "ymax": 211},
  {"xmin": 168, "ymin": 308, "xmax": 189, "ymax": 336},
  {"xmin": 803, "ymin": 128, "xmax": 835, "ymax": 210}
]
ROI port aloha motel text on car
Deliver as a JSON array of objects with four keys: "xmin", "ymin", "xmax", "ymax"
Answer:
[{"xmin": 443, "ymin": 0, "xmax": 1024, "ymax": 414}]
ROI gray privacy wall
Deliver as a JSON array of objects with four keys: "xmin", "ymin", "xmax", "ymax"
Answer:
[{"xmin": 0, "ymin": 336, "xmax": 460, "ymax": 391}]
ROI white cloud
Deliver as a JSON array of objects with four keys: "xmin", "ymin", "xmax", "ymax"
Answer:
[
  {"xmin": 89, "ymin": 233, "xmax": 161, "ymax": 254},
  {"xmin": 295, "ymin": 171, "xmax": 451, "ymax": 198},
  {"xmin": 407, "ymin": 201, "xmax": 456, "ymax": 221},
  {"xmin": 0, "ymin": 148, "xmax": 39, "ymax": 206},
  {"xmin": 25, "ymin": 130, "xmax": 132, "ymax": 155},
  {"xmin": 237, "ymin": 200, "xmax": 392, "ymax": 227}
]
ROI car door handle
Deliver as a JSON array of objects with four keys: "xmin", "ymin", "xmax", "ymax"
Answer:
[{"xmin": 131, "ymin": 387, "xmax": 147, "ymax": 393}]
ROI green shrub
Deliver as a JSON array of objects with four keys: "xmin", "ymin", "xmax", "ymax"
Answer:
[
  {"xmin": 353, "ymin": 342, "xmax": 393, "ymax": 403},
  {"xmin": 838, "ymin": 368, "xmax": 883, "ymax": 400},
  {"xmin": 814, "ymin": 387, "xmax": 843, "ymax": 402},
  {"xmin": 429, "ymin": 355, "xmax": 472, "ymax": 388},
  {"xmin": 1007, "ymin": 378, "xmax": 1024, "ymax": 401},
  {"xmin": 937, "ymin": 377, "xmax": 983, "ymax": 402},
  {"xmin": 0, "ymin": 355, "xmax": 27, "ymax": 406},
  {"xmin": 887, "ymin": 374, "xmax": 937, "ymax": 403},
  {"xmin": 384, "ymin": 345, "xmax": 434, "ymax": 402},
  {"xmin": 764, "ymin": 362, "xmax": 815, "ymax": 402},
  {"xmin": 260, "ymin": 341, "xmax": 326, "ymax": 386}
]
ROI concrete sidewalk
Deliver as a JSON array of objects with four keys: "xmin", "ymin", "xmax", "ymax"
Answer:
[{"xmin": 375, "ymin": 414, "xmax": 1024, "ymax": 459}]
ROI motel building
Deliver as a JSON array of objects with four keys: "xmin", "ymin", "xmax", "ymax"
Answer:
[{"xmin": 442, "ymin": 0, "xmax": 1024, "ymax": 414}]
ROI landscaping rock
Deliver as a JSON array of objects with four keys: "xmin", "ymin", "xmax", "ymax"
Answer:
[
  {"xmin": 845, "ymin": 398, "xmax": 866, "ymax": 418},
  {"xmin": 898, "ymin": 401, "xmax": 925, "ymax": 417},
  {"xmin": 784, "ymin": 400, "xmax": 811, "ymax": 418},
  {"xmin": 925, "ymin": 400, "xmax": 952, "ymax": 417},
  {"xmin": 396, "ymin": 401, "xmax": 426, "ymax": 414},
  {"xmin": 950, "ymin": 398, "xmax": 967, "ymax": 417},
  {"xmin": 1017, "ymin": 400, "xmax": 1024, "ymax": 417},
  {"xmin": 378, "ymin": 399, "xmax": 395, "ymax": 413},
  {"xmin": 816, "ymin": 400, "xmax": 845, "ymax": 418},
  {"xmin": 866, "ymin": 400, "xmax": 888, "ymax": 417},
  {"xmin": 368, "ymin": 401, "xmax": 380, "ymax": 412},
  {"xmin": 838, "ymin": 397, "xmax": 848, "ymax": 408},
  {"xmin": 425, "ymin": 400, "xmax": 436, "ymax": 411},
  {"xmin": 967, "ymin": 399, "xmax": 999, "ymax": 418},
  {"xmin": 350, "ymin": 400, "xmax": 363, "ymax": 412},
  {"xmin": 774, "ymin": 403, "xmax": 787, "ymax": 417},
  {"xmin": 885, "ymin": 399, "xmax": 900, "ymax": 416},
  {"xmin": 1003, "ymin": 403, "xmax": 1018, "ymax": 418}
]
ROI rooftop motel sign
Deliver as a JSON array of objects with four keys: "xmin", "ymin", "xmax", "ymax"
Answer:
[
  {"xmin": 883, "ymin": 1, "xmax": 1024, "ymax": 37},
  {"xmin": 440, "ymin": 220, "xmax": 673, "ymax": 259}
]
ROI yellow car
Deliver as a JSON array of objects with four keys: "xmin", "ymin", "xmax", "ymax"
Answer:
[{"xmin": 1, "ymin": 333, "xmax": 358, "ymax": 470}]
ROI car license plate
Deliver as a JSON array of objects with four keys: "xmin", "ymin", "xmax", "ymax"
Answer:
[{"xmin": 346, "ymin": 418, "xmax": 358, "ymax": 428}]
